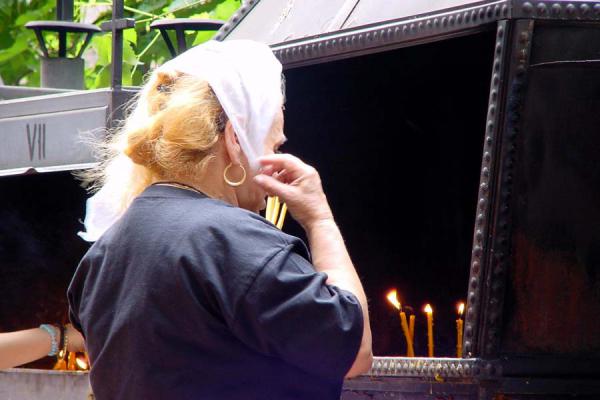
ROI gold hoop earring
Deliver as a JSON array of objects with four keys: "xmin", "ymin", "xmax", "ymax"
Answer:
[{"xmin": 223, "ymin": 163, "xmax": 246, "ymax": 187}]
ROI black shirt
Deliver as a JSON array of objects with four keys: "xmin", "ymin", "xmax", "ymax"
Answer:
[{"xmin": 68, "ymin": 184, "xmax": 363, "ymax": 400}]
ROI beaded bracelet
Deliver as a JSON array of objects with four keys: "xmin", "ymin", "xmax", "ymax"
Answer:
[{"xmin": 39, "ymin": 324, "xmax": 59, "ymax": 356}]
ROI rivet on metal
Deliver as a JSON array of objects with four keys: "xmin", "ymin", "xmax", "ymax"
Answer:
[
  {"xmin": 476, "ymin": 213, "xmax": 485, "ymax": 225},
  {"xmin": 581, "ymin": 3, "xmax": 591, "ymax": 15},
  {"xmin": 551, "ymin": 3, "xmax": 562, "ymax": 15},
  {"xmin": 464, "ymin": 325, "xmax": 473, "ymax": 339},
  {"xmin": 470, "ymin": 278, "xmax": 478, "ymax": 291}
]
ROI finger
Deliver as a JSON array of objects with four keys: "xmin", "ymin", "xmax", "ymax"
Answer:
[
  {"xmin": 254, "ymin": 174, "xmax": 292, "ymax": 200},
  {"xmin": 258, "ymin": 153, "xmax": 305, "ymax": 172}
]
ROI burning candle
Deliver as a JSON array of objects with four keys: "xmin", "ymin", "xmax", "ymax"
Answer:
[
  {"xmin": 53, "ymin": 349, "xmax": 66, "ymax": 370},
  {"xmin": 386, "ymin": 290, "xmax": 415, "ymax": 357},
  {"xmin": 409, "ymin": 314, "xmax": 415, "ymax": 345},
  {"xmin": 424, "ymin": 304, "xmax": 434, "ymax": 357},
  {"xmin": 75, "ymin": 355, "xmax": 89, "ymax": 370},
  {"xmin": 456, "ymin": 302, "xmax": 465, "ymax": 358},
  {"xmin": 67, "ymin": 351, "xmax": 77, "ymax": 371}
]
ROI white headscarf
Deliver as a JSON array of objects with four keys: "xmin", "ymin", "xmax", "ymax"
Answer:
[{"xmin": 78, "ymin": 39, "xmax": 284, "ymax": 242}]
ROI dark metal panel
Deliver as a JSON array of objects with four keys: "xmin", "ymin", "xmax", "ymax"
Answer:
[
  {"xmin": 513, "ymin": 0, "xmax": 600, "ymax": 21},
  {"xmin": 272, "ymin": 2, "xmax": 508, "ymax": 69},
  {"xmin": 463, "ymin": 21, "xmax": 511, "ymax": 358},
  {"xmin": 223, "ymin": 0, "xmax": 358, "ymax": 44},
  {"xmin": 343, "ymin": 376, "xmax": 478, "ymax": 399},
  {"xmin": 343, "ymin": 0, "xmax": 494, "ymax": 29},
  {"xmin": 478, "ymin": 19, "xmax": 535, "ymax": 357}
]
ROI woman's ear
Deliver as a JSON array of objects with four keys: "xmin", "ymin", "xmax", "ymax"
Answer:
[{"xmin": 223, "ymin": 120, "xmax": 242, "ymax": 164}]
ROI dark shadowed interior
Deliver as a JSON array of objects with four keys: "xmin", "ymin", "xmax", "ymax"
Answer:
[
  {"xmin": 0, "ymin": 30, "xmax": 496, "ymax": 366},
  {"xmin": 281, "ymin": 31, "xmax": 495, "ymax": 357},
  {"xmin": 0, "ymin": 171, "xmax": 90, "ymax": 368}
]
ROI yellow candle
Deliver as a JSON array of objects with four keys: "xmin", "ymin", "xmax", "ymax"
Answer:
[
  {"xmin": 53, "ymin": 349, "xmax": 66, "ymax": 370},
  {"xmin": 424, "ymin": 304, "xmax": 434, "ymax": 357},
  {"xmin": 266, "ymin": 196, "xmax": 274, "ymax": 221},
  {"xmin": 271, "ymin": 196, "xmax": 281, "ymax": 224},
  {"xmin": 386, "ymin": 290, "xmax": 414, "ymax": 357},
  {"xmin": 409, "ymin": 314, "xmax": 415, "ymax": 345},
  {"xmin": 400, "ymin": 311, "xmax": 415, "ymax": 357},
  {"xmin": 67, "ymin": 351, "xmax": 77, "ymax": 371},
  {"xmin": 456, "ymin": 302, "xmax": 465, "ymax": 358},
  {"xmin": 276, "ymin": 203, "xmax": 288, "ymax": 229}
]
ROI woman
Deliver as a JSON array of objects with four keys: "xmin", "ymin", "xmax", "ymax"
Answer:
[{"xmin": 68, "ymin": 40, "xmax": 372, "ymax": 399}]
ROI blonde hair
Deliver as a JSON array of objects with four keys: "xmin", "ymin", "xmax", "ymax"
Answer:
[{"xmin": 78, "ymin": 69, "xmax": 225, "ymax": 212}]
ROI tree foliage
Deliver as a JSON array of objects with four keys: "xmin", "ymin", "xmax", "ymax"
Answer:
[{"xmin": 0, "ymin": 0, "xmax": 240, "ymax": 88}]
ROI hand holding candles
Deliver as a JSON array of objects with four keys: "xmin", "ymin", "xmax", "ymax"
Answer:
[
  {"xmin": 265, "ymin": 196, "xmax": 287, "ymax": 229},
  {"xmin": 456, "ymin": 302, "xmax": 465, "ymax": 358},
  {"xmin": 424, "ymin": 304, "xmax": 434, "ymax": 357},
  {"xmin": 386, "ymin": 290, "xmax": 415, "ymax": 357}
]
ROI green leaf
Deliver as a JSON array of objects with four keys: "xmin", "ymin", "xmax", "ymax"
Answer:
[
  {"xmin": 123, "ymin": 35, "xmax": 140, "ymax": 65},
  {"xmin": 0, "ymin": 33, "xmax": 29, "ymax": 63},
  {"xmin": 124, "ymin": 27, "xmax": 137, "ymax": 46},
  {"xmin": 14, "ymin": 2, "xmax": 54, "ymax": 26},
  {"xmin": 122, "ymin": 64, "xmax": 133, "ymax": 86},
  {"xmin": 138, "ymin": 0, "xmax": 167, "ymax": 14},
  {"xmin": 192, "ymin": 29, "xmax": 215, "ymax": 46},
  {"xmin": 92, "ymin": 33, "xmax": 112, "ymax": 66},
  {"xmin": 189, "ymin": 11, "xmax": 210, "ymax": 19},
  {"xmin": 94, "ymin": 65, "xmax": 111, "ymax": 88},
  {"xmin": 210, "ymin": 0, "xmax": 240, "ymax": 20}
]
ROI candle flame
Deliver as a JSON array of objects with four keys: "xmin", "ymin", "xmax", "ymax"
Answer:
[
  {"xmin": 458, "ymin": 302, "xmax": 465, "ymax": 316},
  {"xmin": 424, "ymin": 303, "xmax": 433, "ymax": 314},
  {"xmin": 386, "ymin": 289, "xmax": 401, "ymax": 310},
  {"xmin": 75, "ymin": 356, "xmax": 88, "ymax": 370}
]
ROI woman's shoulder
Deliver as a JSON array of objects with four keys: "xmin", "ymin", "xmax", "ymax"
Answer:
[{"xmin": 185, "ymin": 197, "xmax": 309, "ymax": 259}]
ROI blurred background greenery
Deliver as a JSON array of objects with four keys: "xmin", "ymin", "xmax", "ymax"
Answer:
[{"xmin": 0, "ymin": 0, "xmax": 240, "ymax": 88}]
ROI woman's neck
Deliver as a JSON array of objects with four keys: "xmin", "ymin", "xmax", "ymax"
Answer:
[{"xmin": 162, "ymin": 172, "xmax": 239, "ymax": 207}]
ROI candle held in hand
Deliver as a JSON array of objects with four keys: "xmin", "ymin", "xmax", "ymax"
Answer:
[
  {"xmin": 424, "ymin": 304, "xmax": 434, "ymax": 357},
  {"xmin": 456, "ymin": 302, "xmax": 465, "ymax": 358}
]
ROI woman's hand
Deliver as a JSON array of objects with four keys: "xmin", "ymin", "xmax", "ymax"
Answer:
[
  {"xmin": 253, "ymin": 154, "xmax": 333, "ymax": 230},
  {"xmin": 66, "ymin": 324, "xmax": 85, "ymax": 353},
  {"xmin": 255, "ymin": 153, "xmax": 373, "ymax": 377}
]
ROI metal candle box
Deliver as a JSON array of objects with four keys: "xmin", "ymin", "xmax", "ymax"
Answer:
[{"xmin": 1, "ymin": 1, "xmax": 600, "ymax": 398}]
